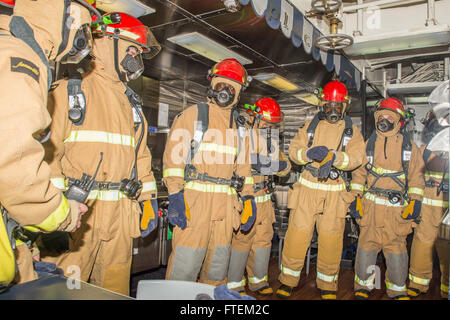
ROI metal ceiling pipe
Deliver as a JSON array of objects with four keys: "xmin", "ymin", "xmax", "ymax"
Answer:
[
  {"xmin": 426, "ymin": 0, "xmax": 437, "ymax": 26},
  {"xmin": 343, "ymin": 0, "xmax": 425, "ymax": 12}
]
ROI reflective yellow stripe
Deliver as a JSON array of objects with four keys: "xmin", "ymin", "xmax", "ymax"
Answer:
[
  {"xmin": 227, "ymin": 279, "xmax": 246, "ymax": 289},
  {"xmin": 408, "ymin": 187, "xmax": 424, "ymax": 196},
  {"xmin": 364, "ymin": 192, "xmax": 407, "ymax": 208},
  {"xmin": 281, "ymin": 265, "xmax": 301, "ymax": 277},
  {"xmin": 317, "ymin": 271, "xmax": 338, "ymax": 283},
  {"xmin": 336, "ymin": 152, "xmax": 349, "ymax": 170},
  {"xmin": 64, "ymin": 130, "xmax": 135, "ymax": 147},
  {"xmin": 298, "ymin": 176, "xmax": 346, "ymax": 192},
  {"xmin": 425, "ymin": 171, "xmax": 449, "ymax": 180},
  {"xmin": 87, "ymin": 189, "xmax": 128, "ymax": 201},
  {"xmin": 248, "ymin": 275, "xmax": 268, "ymax": 284},
  {"xmin": 371, "ymin": 167, "xmax": 405, "ymax": 180},
  {"xmin": 408, "ymin": 274, "xmax": 430, "ymax": 286},
  {"xmin": 198, "ymin": 142, "xmax": 237, "ymax": 155},
  {"xmin": 24, "ymin": 196, "xmax": 70, "ymax": 232},
  {"xmin": 422, "ymin": 197, "xmax": 449, "ymax": 208},
  {"xmin": 350, "ymin": 183, "xmax": 365, "ymax": 192},
  {"xmin": 355, "ymin": 274, "xmax": 374, "ymax": 287},
  {"xmin": 184, "ymin": 181, "xmax": 237, "ymax": 195},
  {"xmin": 254, "ymin": 194, "xmax": 272, "ymax": 203},
  {"xmin": 141, "ymin": 181, "xmax": 157, "ymax": 193},
  {"xmin": 50, "ymin": 177, "xmax": 66, "ymax": 190},
  {"xmin": 441, "ymin": 283, "xmax": 449, "ymax": 293},
  {"xmin": 385, "ymin": 281, "xmax": 406, "ymax": 292},
  {"xmin": 163, "ymin": 168, "xmax": 185, "ymax": 178},
  {"xmin": 244, "ymin": 177, "xmax": 254, "ymax": 185},
  {"xmin": 297, "ymin": 149, "xmax": 308, "ymax": 165}
]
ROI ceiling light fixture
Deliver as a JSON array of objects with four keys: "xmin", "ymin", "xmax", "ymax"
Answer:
[
  {"xmin": 96, "ymin": 0, "xmax": 155, "ymax": 18},
  {"xmin": 167, "ymin": 32, "xmax": 253, "ymax": 65},
  {"xmin": 253, "ymin": 73, "xmax": 300, "ymax": 92}
]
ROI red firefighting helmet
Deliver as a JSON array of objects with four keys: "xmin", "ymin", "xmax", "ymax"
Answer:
[
  {"xmin": 254, "ymin": 97, "xmax": 283, "ymax": 123},
  {"xmin": 377, "ymin": 97, "xmax": 406, "ymax": 126},
  {"xmin": 93, "ymin": 12, "xmax": 161, "ymax": 59},
  {"xmin": 320, "ymin": 80, "xmax": 349, "ymax": 102},
  {"xmin": 208, "ymin": 58, "xmax": 250, "ymax": 89}
]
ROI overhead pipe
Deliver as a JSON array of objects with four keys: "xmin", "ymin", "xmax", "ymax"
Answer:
[{"xmin": 343, "ymin": 0, "xmax": 426, "ymax": 12}]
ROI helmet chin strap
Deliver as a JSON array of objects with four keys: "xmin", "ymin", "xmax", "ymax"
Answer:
[{"xmin": 114, "ymin": 38, "xmax": 127, "ymax": 82}]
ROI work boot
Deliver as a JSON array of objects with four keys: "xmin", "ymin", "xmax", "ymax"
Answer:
[
  {"xmin": 255, "ymin": 285, "xmax": 273, "ymax": 296},
  {"xmin": 354, "ymin": 289, "xmax": 370, "ymax": 300},
  {"xmin": 407, "ymin": 287, "xmax": 421, "ymax": 298},
  {"xmin": 393, "ymin": 294, "xmax": 410, "ymax": 300},
  {"xmin": 276, "ymin": 284, "xmax": 293, "ymax": 299},
  {"xmin": 320, "ymin": 290, "xmax": 337, "ymax": 300}
]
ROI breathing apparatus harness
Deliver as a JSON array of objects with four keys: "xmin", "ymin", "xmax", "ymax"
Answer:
[
  {"xmin": 362, "ymin": 129, "xmax": 413, "ymax": 205},
  {"xmin": 183, "ymin": 103, "xmax": 246, "ymax": 193},
  {"xmin": 422, "ymin": 149, "xmax": 449, "ymax": 196},
  {"xmin": 65, "ymin": 78, "xmax": 145, "ymax": 200},
  {"xmin": 301, "ymin": 113, "xmax": 354, "ymax": 191}
]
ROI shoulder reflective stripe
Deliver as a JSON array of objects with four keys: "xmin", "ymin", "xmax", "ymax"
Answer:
[
  {"xmin": 281, "ymin": 264, "xmax": 301, "ymax": 277},
  {"xmin": 371, "ymin": 167, "xmax": 405, "ymax": 179},
  {"xmin": 408, "ymin": 274, "xmax": 431, "ymax": 286},
  {"xmin": 163, "ymin": 168, "xmax": 185, "ymax": 178},
  {"xmin": 298, "ymin": 176, "xmax": 346, "ymax": 192},
  {"xmin": 408, "ymin": 187, "xmax": 424, "ymax": 196},
  {"xmin": 141, "ymin": 181, "xmax": 157, "ymax": 193},
  {"xmin": 198, "ymin": 143, "xmax": 237, "ymax": 155},
  {"xmin": 364, "ymin": 192, "xmax": 407, "ymax": 208},
  {"xmin": 64, "ymin": 131, "xmax": 135, "ymax": 147},
  {"xmin": 51, "ymin": 177, "xmax": 67, "ymax": 190},
  {"xmin": 335, "ymin": 152, "xmax": 349, "ymax": 170},
  {"xmin": 227, "ymin": 279, "xmax": 246, "ymax": 289},
  {"xmin": 297, "ymin": 149, "xmax": 308, "ymax": 165},
  {"xmin": 24, "ymin": 196, "xmax": 70, "ymax": 232},
  {"xmin": 425, "ymin": 171, "xmax": 449, "ymax": 180},
  {"xmin": 385, "ymin": 281, "xmax": 406, "ymax": 292},
  {"xmin": 422, "ymin": 197, "xmax": 449, "ymax": 208},
  {"xmin": 441, "ymin": 283, "xmax": 449, "ymax": 293},
  {"xmin": 248, "ymin": 275, "xmax": 268, "ymax": 284},
  {"xmin": 350, "ymin": 183, "xmax": 365, "ymax": 192},
  {"xmin": 255, "ymin": 194, "xmax": 272, "ymax": 203},
  {"xmin": 244, "ymin": 177, "xmax": 254, "ymax": 185},
  {"xmin": 184, "ymin": 181, "xmax": 237, "ymax": 195},
  {"xmin": 87, "ymin": 189, "xmax": 128, "ymax": 201},
  {"xmin": 355, "ymin": 274, "xmax": 375, "ymax": 287},
  {"xmin": 317, "ymin": 271, "xmax": 338, "ymax": 283}
]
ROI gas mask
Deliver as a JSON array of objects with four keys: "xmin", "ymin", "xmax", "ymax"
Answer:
[
  {"xmin": 207, "ymin": 82, "xmax": 236, "ymax": 107},
  {"xmin": 60, "ymin": 23, "xmax": 93, "ymax": 64},
  {"xmin": 120, "ymin": 45, "xmax": 144, "ymax": 81},
  {"xmin": 376, "ymin": 118, "xmax": 395, "ymax": 133},
  {"xmin": 320, "ymin": 102, "xmax": 344, "ymax": 124}
]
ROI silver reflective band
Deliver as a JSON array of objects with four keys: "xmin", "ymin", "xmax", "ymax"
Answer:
[
  {"xmin": 141, "ymin": 181, "xmax": 157, "ymax": 193},
  {"xmin": 227, "ymin": 279, "xmax": 246, "ymax": 289},
  {"xmin": 87, "ymin": 189, "xmax": 128, "ymax": 201},
  {"xmin": 64, "ymin": 130, "xmax": 135, "ymax": 147},
  {"xmin": 408, "ymin": 274, "xmax": 430, "ymax": 286},
  {"xmin": 364, "ymin": 192, "xmax": 407, "ymax": 207},
  {"xmin": 317, "ymin": 271, "xmax": 338, "ymax": 283},
  {"xmin": 335, "ymin": 152, "xmax": 349, "ymax": 170},
  {"xmin": 385, "ymin": 281, "xmax": 406, "ymax": 292},
  {"xmin": 298, "ymin": 176, "xmax": 346, "ymax": 192},
  {"xmin": 254, "ymin": 194, "xmax": 272, "ymax": 203},
  {"xmin": 248, "ymin": 275, "xmax": 268, "ymax": 284},
  {"xmin": 355, "ymin": 274, "xmax": 375, "ymax": 287},
  {"xmin": 280, "ymin": 264, "xmax": 301, "ymax": 277},
  {"xmin": 184, "ymin": 181, "xmax": 237, "ymax": 195},
  {"xmin": 423, "ymin": 197, "xmax": 449, "ymax": 208},
  {"xmin": 51, "ymin": 177, "xmax": 66, "ymax": 190}
]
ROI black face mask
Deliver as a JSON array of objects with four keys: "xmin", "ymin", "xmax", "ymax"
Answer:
[
  {"xmin": 377, "ymin": 118, "xmax": 395, "ymax": 132},
  {"xmin": 120, "ymin": 54, "xmax": 144, "ymax": 80},
  {"xmin": 318, "ymin": 109, "xmax": 341, "ymax": 124},
  {"xmin": 207, "ymin": 87, "xmax": 235, "ymax": 107}
]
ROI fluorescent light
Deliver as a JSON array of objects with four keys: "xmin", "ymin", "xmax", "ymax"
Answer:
[
  {"xmin": 96, "ymin": 0, "xmax": 155, "ymax": 18},
  {"xmin": 167, "ymin": 32, "xmax": 253, "ymax": 65},
  {"xmin": 345, "ymin": 25, "xmax": 450, "ymax": 56},
  {"xmin": 253, "ymin": 73, "xmax": 300, "ymax": 92}
]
